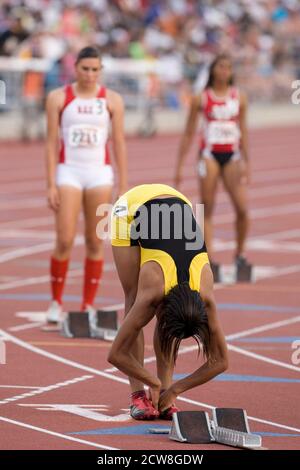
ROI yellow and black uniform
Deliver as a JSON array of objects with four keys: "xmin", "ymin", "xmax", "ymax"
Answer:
[{"xmin": 111, "ymin": 184, "xmax": 209, "ymax": 294}]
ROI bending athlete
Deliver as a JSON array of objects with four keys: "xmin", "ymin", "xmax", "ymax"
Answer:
[{"xmin": 108, "ymin": 184, "xmax": 228, "ymax": 420}]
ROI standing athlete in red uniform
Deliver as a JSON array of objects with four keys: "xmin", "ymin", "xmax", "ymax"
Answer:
[
  {"xmin": 44, "ymin": 46, "xmax": 127, "ymax": 325},
  {"xmin": 175, "ymin": 54, "xmax": 250, "ymax": 270}
]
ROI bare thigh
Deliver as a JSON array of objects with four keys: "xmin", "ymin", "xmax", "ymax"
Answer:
[
  {"xmin": 54, "ymin": 186, "xmax": 82, "ymax": 258},
  {"xmin": 83, "ymin": 185, "xmax": 113, "ymax": 259},
  {"xmin": 221, "ymin": 160, "xmax": 247, "ymax": 214},
  {"xmin": 199, "ymin": 156, "xmax": 221, "ymax": 212},
  {"xmin": 112, "ymin": 245, "xmax": 140, "ymax": 312}
]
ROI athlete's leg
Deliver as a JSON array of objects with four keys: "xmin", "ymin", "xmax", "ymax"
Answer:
[
  {"xmin": 112, "ymin": 245, "xmax": 144, "ymax": 393},
  {"xmin": 221, "ymin": 159, "xmax": 249, "ymax": 257},
  {"xmin": 198, "ymin": 155, "xmax": 221, "ymax": 259},
  {"xmin": 51, "ymin": 186, "xmax": 82, "ymax": 306},
  {"xmin": 82, "ymin": 185, "xmax": 112, "ymax": 309}
]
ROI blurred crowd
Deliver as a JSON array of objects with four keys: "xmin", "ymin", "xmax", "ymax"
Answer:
[{"xmin": 1, "ymin": 0, "xmax": 300, "ymax": 102}]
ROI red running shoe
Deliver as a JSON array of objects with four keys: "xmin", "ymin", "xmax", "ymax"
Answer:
[
  {"xmin": 130, "ymin": 391, "xmax": 159, "ymax": 420},
  {"xmin": 159, "ymin": 404, "xmax": 180, "ymax": 420}
]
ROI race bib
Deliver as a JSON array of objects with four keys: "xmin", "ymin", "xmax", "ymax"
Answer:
[
  {"xmin": 68, "ymin": 125, "xmax": 102, "ymax": 148},
  {"xmin": 207, "ymin": 121, "xmax": 240, "ymax": 145}
]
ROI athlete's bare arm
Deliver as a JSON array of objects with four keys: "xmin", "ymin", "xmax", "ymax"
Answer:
[
  {"xmin": 107, "ymin": 90, "xmax": 128, "ymax": 197},
  {"xmin": 45, "ymin": 88, "xmax": 65, "ymax": 211},
  {"xmin": 159, "ymin": 264, "xmax": 228, "ymax": 411},
  {"xmin": 108, "ymin": 266, "xmax": 164, "ymax": 408},
  {"xmin": 175, "ymin": 94, "xmax": 202, "ymax": 189}
]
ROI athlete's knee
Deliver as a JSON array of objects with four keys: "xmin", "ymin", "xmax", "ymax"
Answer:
[
  {"xmin": 85, "ymin": 235, "xmax": 102, "ymax": 257},
  {"xmin": 55, "ymin": 237, "xmax": 74, "ymax": 256},
  {"xmin": 236, "ymin": 205, "xmax": 248, "ymax": 220},
  {"xmin": 202, "ymin": 200, "xmax": 214, "ymax": 218}
]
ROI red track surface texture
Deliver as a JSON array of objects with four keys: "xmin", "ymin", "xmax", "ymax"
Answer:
[{"xmin": 0, "ymin": 126, "xmax": 300, "ymax": 450}]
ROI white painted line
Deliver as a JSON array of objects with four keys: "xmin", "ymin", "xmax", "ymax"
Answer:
[
  {"xmin": 0, "ymin": 415, "xmax": 118, "ymax": 450},
  {"xmin": 9, "ymin": 322, "xmax": 44, "ymax": 332},
  {"xmin": 0, "ymin": 329, "xmax": 128, "ymax": 386},
  {"xmin": 0, "ymin": 328, "xmax": 299, "ymax": 436},
  {"xmin": 227, "ymin": 315, "xmax": 300, "ymax": 341},
  {"xmin": 0, "ymin": 263, "xmax": 116, "ymax": 291},
  {"xmin": 0, "ymin": 375, "xmax": 94, "ymax": 406},
  {"xmin": 215, "ymin": 202, "xmax": 300, "ymax": 226},
  {"xmin": 227, "ymin": 343, "xmax": 300, "ymax": 373},
  {"xmin": 106, "ymin": 316, "xmax": 300, "ymax": 373},
  {"xmin": 19, "ymin": 403, "xmax": 130, "ymax": 423},
  {"xmin": 0, "ymin": 385, "xmax": 40, "ymax": 389},
  {"xmin": 175, "ymin": 396, "xmax": 300, "ymax": 434}
]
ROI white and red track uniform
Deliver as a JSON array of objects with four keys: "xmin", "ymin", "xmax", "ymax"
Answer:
[
  {"xmin": 200, "ymin": 87, "xmax": 241, "ymax": 160},
  {"xmin": 56, "ymin": 84, "xmax": 113, "ymax": 190}
]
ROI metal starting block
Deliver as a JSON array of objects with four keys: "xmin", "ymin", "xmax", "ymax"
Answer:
[
  {"xmin": 61, "ymin": 312, "xmax": 91, "ymax": 338},
  {"xmin": 149, "ymin": 408, "xmax": 262, "ymax": 449},
  {"xmin": 170, "ymin": 411, "xmax": 215, "ymax": 444},
  {"xmin": 61, "ymin": 309, "xmax": 119, "ymax": 340},
  {"xmin": 93, "ymin": 309, "xmax": 119, "ymax": 341},
  {"xmin": 211, "ymin": 408, "xmax": 261, "ymax": 448},
  {"xmin": 211, "ymin": 263, "xmax": 253, "ymax": 284}
]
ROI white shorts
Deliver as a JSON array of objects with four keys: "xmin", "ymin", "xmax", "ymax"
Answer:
[{"xmin": 56, "ymin": 163, "xmax": 114, "ymax": 190}]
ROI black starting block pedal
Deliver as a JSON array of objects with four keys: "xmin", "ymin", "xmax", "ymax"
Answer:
[
  {"xmin": 212, "ymin": 408, "xmax": 249, "ymax": 433},
  {"xmin": 92, "ymin": 309, "xmax": 119, "ymax": 341},
  {"xmin": 236, "ymin": 260, "xmax": 252, "ymax": 282},
  {"xmin": 211, "ymin": 407, "xmax": 262, "ymax": 448},
  {"xmin": 61, "ymin": 312, "xmax": 91, "ymax": 338},
  {"xmin": 211, "ymin": 262, "xmax": 253, "ymax": 284},
  {"xmin": 169, "ymin": 411, "xmax": 215, "ymax": 444}
]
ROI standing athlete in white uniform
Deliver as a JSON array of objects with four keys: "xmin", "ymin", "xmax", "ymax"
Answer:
[
  {"xmin": 44, "ymin": 46, "xmax": 127, "ymax": 325},
  {"xmin": 175, "ymin": 54, "xmax": 250, "ymax": 270}
]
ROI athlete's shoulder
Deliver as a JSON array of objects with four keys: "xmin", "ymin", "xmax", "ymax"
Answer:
[
  {"xmin": 46, "ymin": 87, "xmax": 66, "ymax": 109},
  {"xmin": 106, "ymin": 88, "xmax": 124, "ymax": 104}
]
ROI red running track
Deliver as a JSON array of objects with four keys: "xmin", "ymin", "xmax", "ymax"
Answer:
[{"xmin": 0, "ymin": 126, "xmax": 300, "ymax": 450}]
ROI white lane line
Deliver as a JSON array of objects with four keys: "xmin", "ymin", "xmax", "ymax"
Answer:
[
  {"xmin": 175, "ymin": 396, "xmax": 300, "ymax": 434},
  {"xmin": 226, "ymin": 315, "xmax": 300, "ymax": 341},
  {"xmin": 104, "ymin": 315, "xmax": 300, "ymax": 373},
  {"xmin": 9, "ymin": 322, "xmax": 44, "ymax": 332},
  {"xmin": 214, "ymin": 202, "xmax": 300, "ymax": 226},
  {"xmin": 0, "ymin": 415, "xmax": 118, "ymax": 450},
  {"xmin": 0, "ymin": 385, "xmax": 40, "ymax": 389},
  {"xmin": 0, "ymin": 328, "xmax": 299, "ymax": 436},
  {"xmin": 1, "ymin": 195, "xmax": 300, "ymax": 264},
  {"xmin": 227, "ymin": 344, "xmax": 300, "ymax": 373},
  {"xmin": 0, "ymin": 329, "xmax": 128, "ymax": 385},
  {"xmin": 0, "ymin": 375, "xmax": 94, "ymax": 406}
]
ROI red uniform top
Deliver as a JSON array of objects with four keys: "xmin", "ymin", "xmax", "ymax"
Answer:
[{"xmin": 200, "ymin": 87, "xmax": 241, "ymax": 154}]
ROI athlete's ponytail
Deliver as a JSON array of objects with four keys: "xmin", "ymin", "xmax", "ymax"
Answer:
[{"xmin": 157, "ymin": 282, "xmax": 210, "ymax": 364}]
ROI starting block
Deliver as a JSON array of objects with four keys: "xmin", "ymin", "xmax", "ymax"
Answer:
[
  {"xmin": 211, "ymin": 262, "xmax": 253, "ymax": 284},
  {"xmin": 61, "ymin": 309, "xmax": 119, "ymax": 340},
  {"xmin": 170, "ymin": 411, "xmax": 215, "ymax": 444},
  {"xmin": 93, "ymin": 309, "xmax": 119, "ymax": 341},
  {"xmin": 61, "ymin": 312, "xmax": 91, "ymax": 338},
  {"xmin": 149, "ymin": 408, "xmax": 262, "ymax": 449}
]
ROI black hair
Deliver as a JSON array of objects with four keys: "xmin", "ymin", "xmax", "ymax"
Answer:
[
  {"xmin": 157, "ymin": 282, "xmax": 210, "ymax": 364},
  {"xmin": 205, "ymin": 53, "xmax": 234, "ymax": 89},
  {"xmin": 75, "ymin": 46, "xmax": 101, "ymax": 64}
]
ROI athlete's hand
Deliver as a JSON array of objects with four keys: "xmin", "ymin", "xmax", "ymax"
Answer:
[
  {"xmin": 47, "ymin": 186, "xmax": 60, "ymax": 211},
  {"xmin": 159, "ymin": 386, "xmax": 178, "ymax": 413},
  {"xmin": 240, "ymin": 160, "xmax": 250, "ymax": 185},
  {"xmin": 148, "ymin": 378, "xmax": 161, "ymax": 411}
]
